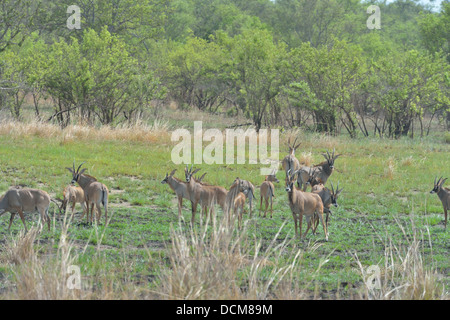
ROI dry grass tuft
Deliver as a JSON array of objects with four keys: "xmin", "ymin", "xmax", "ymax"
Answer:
[
  {"xmin": 0, "ymin": 119, "xmax": 170, "ymax": 144},
  {"xmin": 157, "ymin": 213, "xmax": 305, "ymax": 300},
  {"xmin": 384, "ymin": 156, "xmax": 396, "ymax": 180},
  {"xmin": 355, "ymin": 220, "xmax": 447, "ymax": 300}
]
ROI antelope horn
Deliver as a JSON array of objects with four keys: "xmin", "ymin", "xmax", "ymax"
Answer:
[
  {"xmin": 73, "ymin": 161, "xmax": 75, "ymax": 173},
  {"xmin": 76, "ymin": 161, "xmax": 86, "ymax": 173},
  {"xmin": 331, "ymin": 181, "xmax": 335, "ymax": 194},
  {"xmin": 434, "ymin": 176, "xmax": 437, "ymax": 185},
  {"xmin": 293, "ymin": 137, "xmax": 298, "ymax": 149},
  {"xmin": 326, "ymin": 150, "xmax": 331, "ymax": 161},
  {"xmin": 288, "ymin": 137, "xmax": 291, "ymax": 148}
]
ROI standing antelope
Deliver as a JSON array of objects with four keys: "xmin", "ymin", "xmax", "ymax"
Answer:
[
  {"xmin": 259, "ymin": 169, "xmax": 279, "ymax": 218},
  {"xmin": 430, "ymin": 177, "xmax": 449, "ymax": 229},
  {"xmin": 185, "ymin": 165, "xmax": 228, "ymax": 213},
  {"xmin": 184, "ymin": 166, "xmax": 224, "ymax": 223},
  {"xmin": 311, "ymin": 149, "xmax": 341, "ymax": 186},
  {"xmin": 225, "ymin": 177, "xmax": 256, "ymax": 220},
  {"xmin": 161, "ymin": 169, "xmax": 191, "ymax": 219},
  {"xmin": 311, "ymin": 181, "xmax": 343, "ymax": 232},
  {"xmin": 62, "ymin": 185, "xmax": 86, "ymax": 218},
  {"xmin": 0, "ymin": 187, "xmax": 51, "ymax": 232},
  {"xmin": 285, "ymin": 169, "xmax": 328, "ymax": 241},
  {"xmin": 66, "ymin": 162, "xmax": 109, "ymax": 225},
  {"xmin": 282, "ymin": 137, "xmax": 301, "ymax": 175},
  {"xmin": 297, "ymin": 166, "xmax": 322, "ymax": 191},
  {"xmin": 233, "ymin": 189, "xmax": 248, "ymax": 228}
]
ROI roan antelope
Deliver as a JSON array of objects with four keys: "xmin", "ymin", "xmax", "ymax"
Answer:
[
  {"xmin": 281, "ymin": 137, "xmax": 301, "ymax": 175},
  {"xmin": 185, "ymin": 165, "xmax": 228, "ymax": 214},
  {"xmin": 225, "ymin": 177, "xmax": 256, "ymax": 221},
  {"xmin": 285, "ymin": 169, "xmax": 328, "ymax": 241},
  {"xmin": 233, "ymin": 190, "xmax": 248, "ymax": 228},
  {"xmin": 161, "ymin": 169, "xmax": 190, "ymax": 219},
  {"xmin": 66, "ymin": 162, "xmax": 109, "ymax": 225},
  {"xmin": 259, "ymin": 169, "xmax": 279, "ymax": 218},
  {"xmin": 311, "ymin": 181, "xmax": 343, "ymax": 232},
  {"xmin": 62, "ymin": 185, "xmax": 86, "ymax": 218},
  {"xmin": 184, "ymin": 165, "xmax": 225, "ymax": 223},
  {"xmin": 0, "ymin": 187, "xmax": 52, "ymax": 232},
  {"xmin": 311, "ymin": 148, "xmax": 341, "ymax": 186},
  {"xmin": 430, "ymin": 176, "xmax": 449, "ymax": 229}
]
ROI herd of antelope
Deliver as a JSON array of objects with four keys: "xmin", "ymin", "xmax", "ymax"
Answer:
[
  {"xmin": 0, "ymin": 137, "xmax": 448, "ymax": 238},
  {"xmin": 160, "ymin": 136, "xmax": 449, "ymax": 240},
  {"xmin": 0, "ymin": 162, "xmax": 108, "ymax": 232}
]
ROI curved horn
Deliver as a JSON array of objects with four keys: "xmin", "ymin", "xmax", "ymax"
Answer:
[
  {"xmin": 76, "ymin": 161, "xmax": 86, "ymax": 173},
  {"xmin": 293, "ymin": 137, "xmax": 298, "ymax": 149},
  {"xmin": 330, "ymin": 181, "xmax": 335, "ymax": 194}
]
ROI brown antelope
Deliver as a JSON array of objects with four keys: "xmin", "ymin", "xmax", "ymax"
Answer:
[
  {"xmin": 66, "ymin": 162, "xmax": 109, "ymax": 225},
  {"xmin": 259, "ymin": 169, "xmax": 279, "ymax": 218},
  {"xmin": 161, "ymin": 169, "xmax": 191, "ymax": 219},
  {"xmin": 430, "ymin": 177, "xmax": 449, "ymax": 229},
  {"xmin": 312, "ymin": 148, "xmax": 341, "ymax": 186},
  {"xmin": 0, "ymin": 187, "xmax": 51, "ymax": 232},
  {"xmin": 62, "ymin": 185, "xmax": 86, "ymax": 218},
  {"xmin": 297, "ymin": 166, "xmax": 321, "ymax": 191},
  {"xmin": 185, "ymin": 165, "xmax": 228, "ymax": 213},
  {"xmin": 285, "ymin": 169, "xmax": 328, "ymax": 241},
  {"xmin": 184, "ymin": 166, "xmax": 223, "ymax": 223},
  {"xmin": 311, "ymin": 181, "xmax": 343, "ymax": 232},
  {"xmin": 225, "ymin": 177, "xmax": 256, "ymax": 221},
  {"xmin": 281, "ymin": 137, "xmax": 301, "ymax": 175},
  {"xmin": 233, "ymin": 190, "xmax": 249, "ymax": 228}
]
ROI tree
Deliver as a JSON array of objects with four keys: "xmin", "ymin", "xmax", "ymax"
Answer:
[
  {"xmin": 220, "ymin": 28, "xmax": 288, "ymax": 131},
  {"xmin": 44, "ymin": 27, "xmax": 162, "ymax": 127},
  {"xmin": 165, "ymin": 36, "xmax": 227, "ymax": 112}
]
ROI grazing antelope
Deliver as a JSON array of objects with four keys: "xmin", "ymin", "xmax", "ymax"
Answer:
[
  {"xmin": 0, "ymin": 188, "xmax": 51, "ymax": 232},
  {"xmin": 259, "ymin": 169, "xmax": 279, "ymax": 218},
  {"xmin": 161, "ymin": 169, "xmax": 191, "ymax": 219},
  {"xmin": 430, "ymin": 176, "xmax": 449, "ymax": 229},
  {"xmin": 62, "ymin": 185, "xmax": 86, "ymax": 218},
  {"xmin": 311, "ymin": 181, "xmax": 343, "ymax": 232},
  {"xmin": 282, "ymin": 137, "xmax": 301, "ymax": 174},
  {"xmin": 66, "ymin": 162, "xmax": 109, "ymax": 225},
  {"xmin": 311, "ymin": 148, "xmax": 341, "ymax": 186},
  {"xmin": 285, "ymin": 169, "xmax": 328, "ymax": 241}
]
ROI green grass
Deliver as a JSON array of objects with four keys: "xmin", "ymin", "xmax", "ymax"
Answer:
[{"xmin": 0, "ymin": 128, "xmax": 448, "ymax": 299}]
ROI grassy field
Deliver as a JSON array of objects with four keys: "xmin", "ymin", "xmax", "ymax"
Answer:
[{"xmin": 0, "ymin": 119, "xmax": 448, "ymax": 299}]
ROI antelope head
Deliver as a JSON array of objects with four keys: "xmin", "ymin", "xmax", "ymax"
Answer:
[
  {"xmin": 184, "ymin": 165, "xmax": 201, "ymax": 183},
  {"xmin": 330, "ymin": 181, "xmax": 344, "ymax": 207},
  {"xmin": 321, "ymin": 148, "xmax": 341, "ymax": 170},
  {"xmin": 431, "ymin": 176, "xmax": 447, "ymax": 194},
  {"xmin": 66, "ymin": 161, "xmax": 86, "ymax": 185},
  {"xmin": 285, "ymin": 169, "xmax": 298, "ymax": 192},
  {"xmin": 288, "ymin": 137, "xmax": 301, "ymax": 156},
  {"xmin": 161, "ymin": 169, "xmax": 177, "ymax": 184}
]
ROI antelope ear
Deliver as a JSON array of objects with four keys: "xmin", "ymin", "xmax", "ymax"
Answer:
[
  {"xmin": 440, "ymin": 178, "xmax": 448, "ymax": 186},
  {"xmin": 333, "ymin": 154, "xmax": 341, "ymax": 160},
  {"xmin": 192, "ymin": 168, "xmax": 201, "ymax": 175},
  {"xmin": 65, "ymin": 167, "xmax": 74, "ymax": 173},
  {"xmin": 169, "ymin": 169, "xmax": 177, "ymax": 176},
  {"xmin": 79, "ymin": 168, "xmax": 87, "ymax": 175},
  {"xmin": 321, "ymin": 153, "xmax": 328, "ymax": 160}
]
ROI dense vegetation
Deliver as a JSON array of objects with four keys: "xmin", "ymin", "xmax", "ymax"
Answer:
[{"xmin": 0, "ymin": 0, "xmax": 449, "ymax": 137}]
